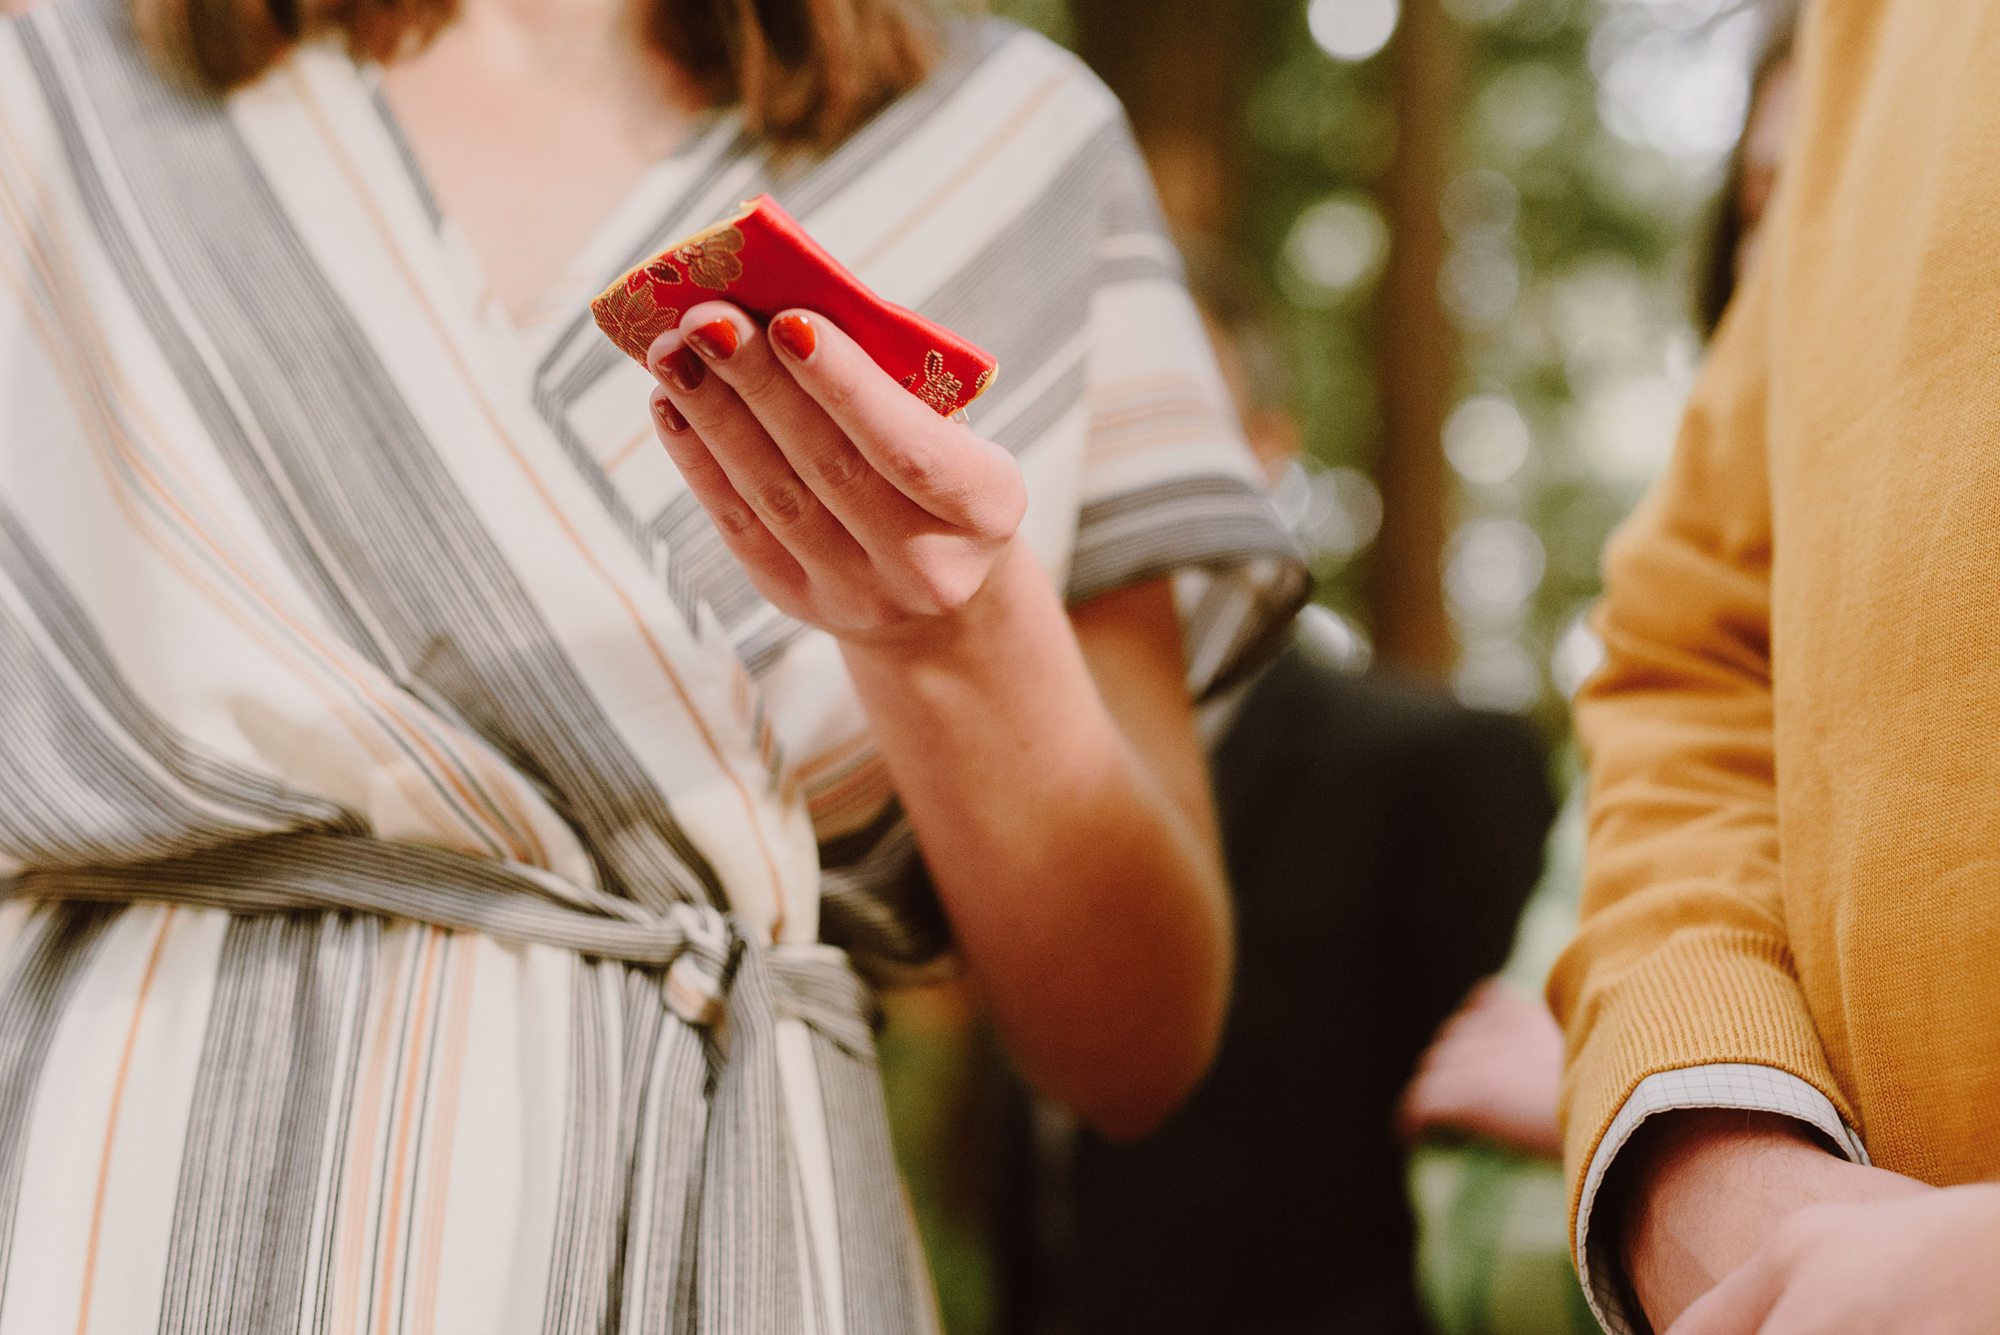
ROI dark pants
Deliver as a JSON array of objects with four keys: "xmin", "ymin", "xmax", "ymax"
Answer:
[{"xmin": 1000, "ymin": 637, "xmax": 1557, "ymax": 1335}]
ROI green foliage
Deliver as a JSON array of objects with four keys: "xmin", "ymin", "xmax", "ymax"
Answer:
[{"xmin": 999, "ymin": 0, "xmax": 1758, "ymax": 719}]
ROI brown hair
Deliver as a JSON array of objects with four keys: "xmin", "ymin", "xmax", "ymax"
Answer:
[
  {"xmin": 1696, "ymin": 6, "xmax": 1798, "ymax": 334},
  {"xmin": 136, "ymin": 0, "xmax": 942, "ymax": 147}
]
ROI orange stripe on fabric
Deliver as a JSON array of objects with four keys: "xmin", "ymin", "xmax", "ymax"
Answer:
[
  {"xmin": 790, "ymin": 730, "xmax": 874, "ymax": 787},
  {"xmin": 853, "ymin": 71, "xmax": 1069, "ymax": 273},
  {"xmin": 289, "ymin": 70, "xmax": 795, "ymax": 932},
  {"xmin": 602, "ymin": 422, "xmax": 656, "ymax": 473},
  {"xmin": 1077, "ymin": 424, "xmax": 1240, "ymax": 463},
  {"xmin": 411, "ymin": 939, "xmax": 478, "ymax": 1335},
  {"xmin": 804, "ymin": 765, "xmax": 895, "ymax": 837},
  {"xmin": 0, "ymin": 265, "xmax": 486, "ymax": 859},
  {"xmin": 0, "ymin": 115, "xmax": 542, "ymax": 868},
  {"xmin": 373, "ymin": 927, "xmax": 445, "ymax": 1335},
  {"xmin": 0, "ymin": 124, "xmax": 529, "ymax": 861},
  {"xmin": 333, "ymin": 933, "xmax": 416, "ymax": 1335},
  {"xmin": 73, "ymin": 906, "xmax": 177, "ymax": 1335},
  {"xmin": 1090, "ymin": 396, "xmax": 1231, "ymax": 429}
]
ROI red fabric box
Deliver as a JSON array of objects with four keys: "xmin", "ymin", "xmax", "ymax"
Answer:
[{"xmin": 592, "ymin": 194, "xmax": 999, "ymax": 417}]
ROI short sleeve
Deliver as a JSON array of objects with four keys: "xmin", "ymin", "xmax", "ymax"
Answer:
[{"xmin": 1065, "ymin": 122, "xmax": 1309, "ymax": 699}]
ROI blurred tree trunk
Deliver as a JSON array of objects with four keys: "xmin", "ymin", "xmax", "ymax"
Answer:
[
  {"xmin": 1371, "ymin": 0, "xmax": 1462, "ymax": 676},
  {"xmin": 1076, "ymin": 0, "xmax": 1462, "ymax": 676},
  {"xmin": 1071, "ymin": 0, "xmax": 1260, "ymax": 242}
]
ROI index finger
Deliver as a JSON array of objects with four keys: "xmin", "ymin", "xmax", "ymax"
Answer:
[{"xmin": 766, "ymin": 309, "xmax": 1024, "ymax": 538}]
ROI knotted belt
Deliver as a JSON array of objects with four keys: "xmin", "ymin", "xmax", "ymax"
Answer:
[
  {"xmin": 4, "ymin": 830, "xmax": 879, "ymax": 1060},
  {"xmin": 4, "ymin": 830, "xmax": 939, "ymax": 1332}
]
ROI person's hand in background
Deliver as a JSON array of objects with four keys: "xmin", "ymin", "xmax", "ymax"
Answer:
[{"xmin": 1399, "ymin": 978, "xmax": 1565, "ymax": 1160}]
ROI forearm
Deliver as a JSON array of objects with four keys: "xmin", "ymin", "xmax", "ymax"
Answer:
[
  {"xmin": 1613, "ymin": 1110, "xmax": 1929, "ymax": 1329},
  {"xmin": 840, "ymin": 538, "xmax": 1230, "ymax": 1137}
]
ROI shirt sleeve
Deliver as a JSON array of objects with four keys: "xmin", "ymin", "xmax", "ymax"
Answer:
[
  {"xmin": 1573, "ymin": 1065, "xmax": 1869, "ymax": 1334},
  {"xmin": 1064, "ymin": 119, "xmax": 1309, "ymax": 699},
  {"xmin": 1546, "ymin": 250, "xmax": 1860, "ymax": 1278}
]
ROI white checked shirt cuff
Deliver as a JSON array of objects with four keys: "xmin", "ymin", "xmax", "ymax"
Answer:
[{"xmin": 1573, "ymin": 1064, "xmax": 1869, "ymax": 1335}]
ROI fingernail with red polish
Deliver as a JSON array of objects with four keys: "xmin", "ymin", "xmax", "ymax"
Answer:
[
  {"xmin": 657, "ymin": 345, "xmax": 707, "ymax": 393},
  {"xmin": 654, "ymin": 395, "xmax": 688, "ymax": 433},
  {"xmin": 770, "ymin": 313, "xmax": 816, "ymax": 362},
  {"xmin": 685, "ymin": 319, "xmax": 739, "ymax": 361}
]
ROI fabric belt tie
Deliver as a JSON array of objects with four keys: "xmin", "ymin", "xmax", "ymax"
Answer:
[
  {"xmin": 653, "ymin": 899, "xmax": 880, "ymax": 1057},
  {"xmin": 4, "ymin": 831, "xmax": 880, "ymax": 1062}
]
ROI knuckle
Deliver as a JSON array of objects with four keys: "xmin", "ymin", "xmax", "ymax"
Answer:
[
  {"xmin": 980, "ymin": 480, "xmax": 1028, "ymax": 540},
  {"xmin": 912, "ymin": 564, "xmax": 979, "ymax": 615},
  {"xmin": 815, "ymin": 372, "xmax": 857, "ymax": 416},
  {"xmin": 732, "ymin": 354, "xmax": 785, "ymax": 402},
  {"xmin": 713, "ymin": 504, "xmax": 759, "ymax": 537},
  {"xmin": 809, "ymin": 442, "xmax": 868, "ymax": 493},
  {"xmin": 756, "ymin": 477, "xmax": 815, "ymax": 526},
  {"xmin": 884, "ymin": 442, "xmax": 944, "ymax": 494}
]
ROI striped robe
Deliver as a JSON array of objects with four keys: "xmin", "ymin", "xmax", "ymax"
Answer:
[{"xmin": 0, "ymin": 1, "xmax": 1307, "ymax": 1330}]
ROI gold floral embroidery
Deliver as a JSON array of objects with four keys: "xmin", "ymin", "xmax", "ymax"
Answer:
[
  {"xmin": 635, "ymin": 259, "xmax": 684, "ymax": 295},
  {"xmin": 900, "ymin": 349, "xmax": 964, "ymax": 416},
  {"xmin": 592, "ymin": 282, "xmax": 681, "ymax": 363},
  {"xmin": 971, "ymin": 367, "xmax": 995, "ymax": 401},
  {"xmin": 674, "ymin": 226, "xmax": 746, "ymax": 290}
]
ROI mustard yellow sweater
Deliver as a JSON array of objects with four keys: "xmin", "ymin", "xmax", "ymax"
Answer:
[{"xmin": 1552, "ymin": 0, "xmax": 2000, "ymax": 1230}]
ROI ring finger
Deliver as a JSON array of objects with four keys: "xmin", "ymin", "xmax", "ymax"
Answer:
[{"xmin": 649, "ymin": 324, "xmax": 864, "ymax": 573}]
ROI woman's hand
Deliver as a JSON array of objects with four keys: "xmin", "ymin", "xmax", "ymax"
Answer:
[
  {"xmin": 646, "ymin": 301, "xmax": 1026, "ymax": 651},
  {"xmin": 1669, "ymin": 1183, "xmax": 2000, "ymax": 1334},
  {"xmin": 646, "ymin": 306, "xmax": 1229, "ymax": 1139}
]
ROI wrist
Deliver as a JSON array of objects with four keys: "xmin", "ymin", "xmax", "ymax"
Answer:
[
  {"xmin": 1617, "ymin": 1110, "xmax": 1828, "ymax": 1245},
  {"xmin": 1614, "ymin": 1111, "xmax": 1845, "ymax": 1325},
  {"xmin": 835, "ymin": 536, "xmax": 1045, "ymax": 667},
  {"xmin": 1612, "ymin": 1109, "xmax": 1927, "ymax": 1328}
]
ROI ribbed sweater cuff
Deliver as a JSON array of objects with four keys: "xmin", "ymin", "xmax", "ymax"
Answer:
[{"xmin": 1561, "ymin": 925, "xmax": 1854, "ymax": 1234}]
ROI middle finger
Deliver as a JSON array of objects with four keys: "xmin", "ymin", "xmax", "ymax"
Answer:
[
  {"xmin": 672, "ymin": 302, "xmax": 935, "ymax": 551},
  {"xmin": 649, "ymin": 319, "xmax": 862, "ymax": 572}
]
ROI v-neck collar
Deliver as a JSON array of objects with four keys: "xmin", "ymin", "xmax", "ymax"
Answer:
[
  {"xmin": 348, "ymin": 56, "xmax": 745, "ymax": 354},
  {"xmin": 255, "ymin": 45, "xmax": 825, "ymax": 937},
  {"xmin": 284, "ymin": 43, "xmax": 816, "ymax": 680}
]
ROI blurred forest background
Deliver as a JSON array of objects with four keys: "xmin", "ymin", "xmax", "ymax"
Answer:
[
  {"xmin": 883, "ymin": 0, "xmax": 1773, "ymax": 1330},
  {"xmin": 1006, "ymin": 0, "xmax": 1766, "ymax": 712}
]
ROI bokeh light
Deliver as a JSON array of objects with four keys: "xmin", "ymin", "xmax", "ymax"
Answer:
[
  {"xmin": 1575, "ymin": 373, "xmax": 1684, "ymax": 485},
  {"xmin": 1274, "ymin": 458, "xmax": 1386, "ymax": 566},
  {"xmin": 1282, "ymin": 194, "xmax": 1392, "ymax": 305},
  {"xmin": 1474, "ymin": 62, "xmax": 1575, "ymax": 158},
  {"xmin": 1591, "ymin": 4, "xmax": 1760, "ymax": 161},
  {"xmin": 1444, "ymin": 394, "xmax": 1533, "ymax": 487},
  {"xmin": 1440, "ymin": 167, "xmax": 1522, "ymax": 242},
  {"xmin": 1551, "ymin": 605, "xmax": 1609, "ymax": 698},
  {"xmin": 1441, "ymin": 240, "xmax": 1524, "ymax": 329},
  {"xmin": 1446, "ymin": 518, "xmax": 1548, "ymax": 626},
  {"xmin": 1453, "ymin": 638, "xmax": 1545, "ymax": 712},
  {"xmin": 1307, "ymin": 0, "xmax": 1402, "ymax": 62}
]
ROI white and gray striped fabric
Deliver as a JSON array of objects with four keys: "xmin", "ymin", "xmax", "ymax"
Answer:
[{"xmin": 0, "ymin": 0, "xmax": 1307, "ymax": 1329}]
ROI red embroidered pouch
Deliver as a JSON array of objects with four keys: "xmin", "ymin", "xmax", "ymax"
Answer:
[{"xmin": 591, "ymin": 194, "xmax": 999, "ymax": 417}]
